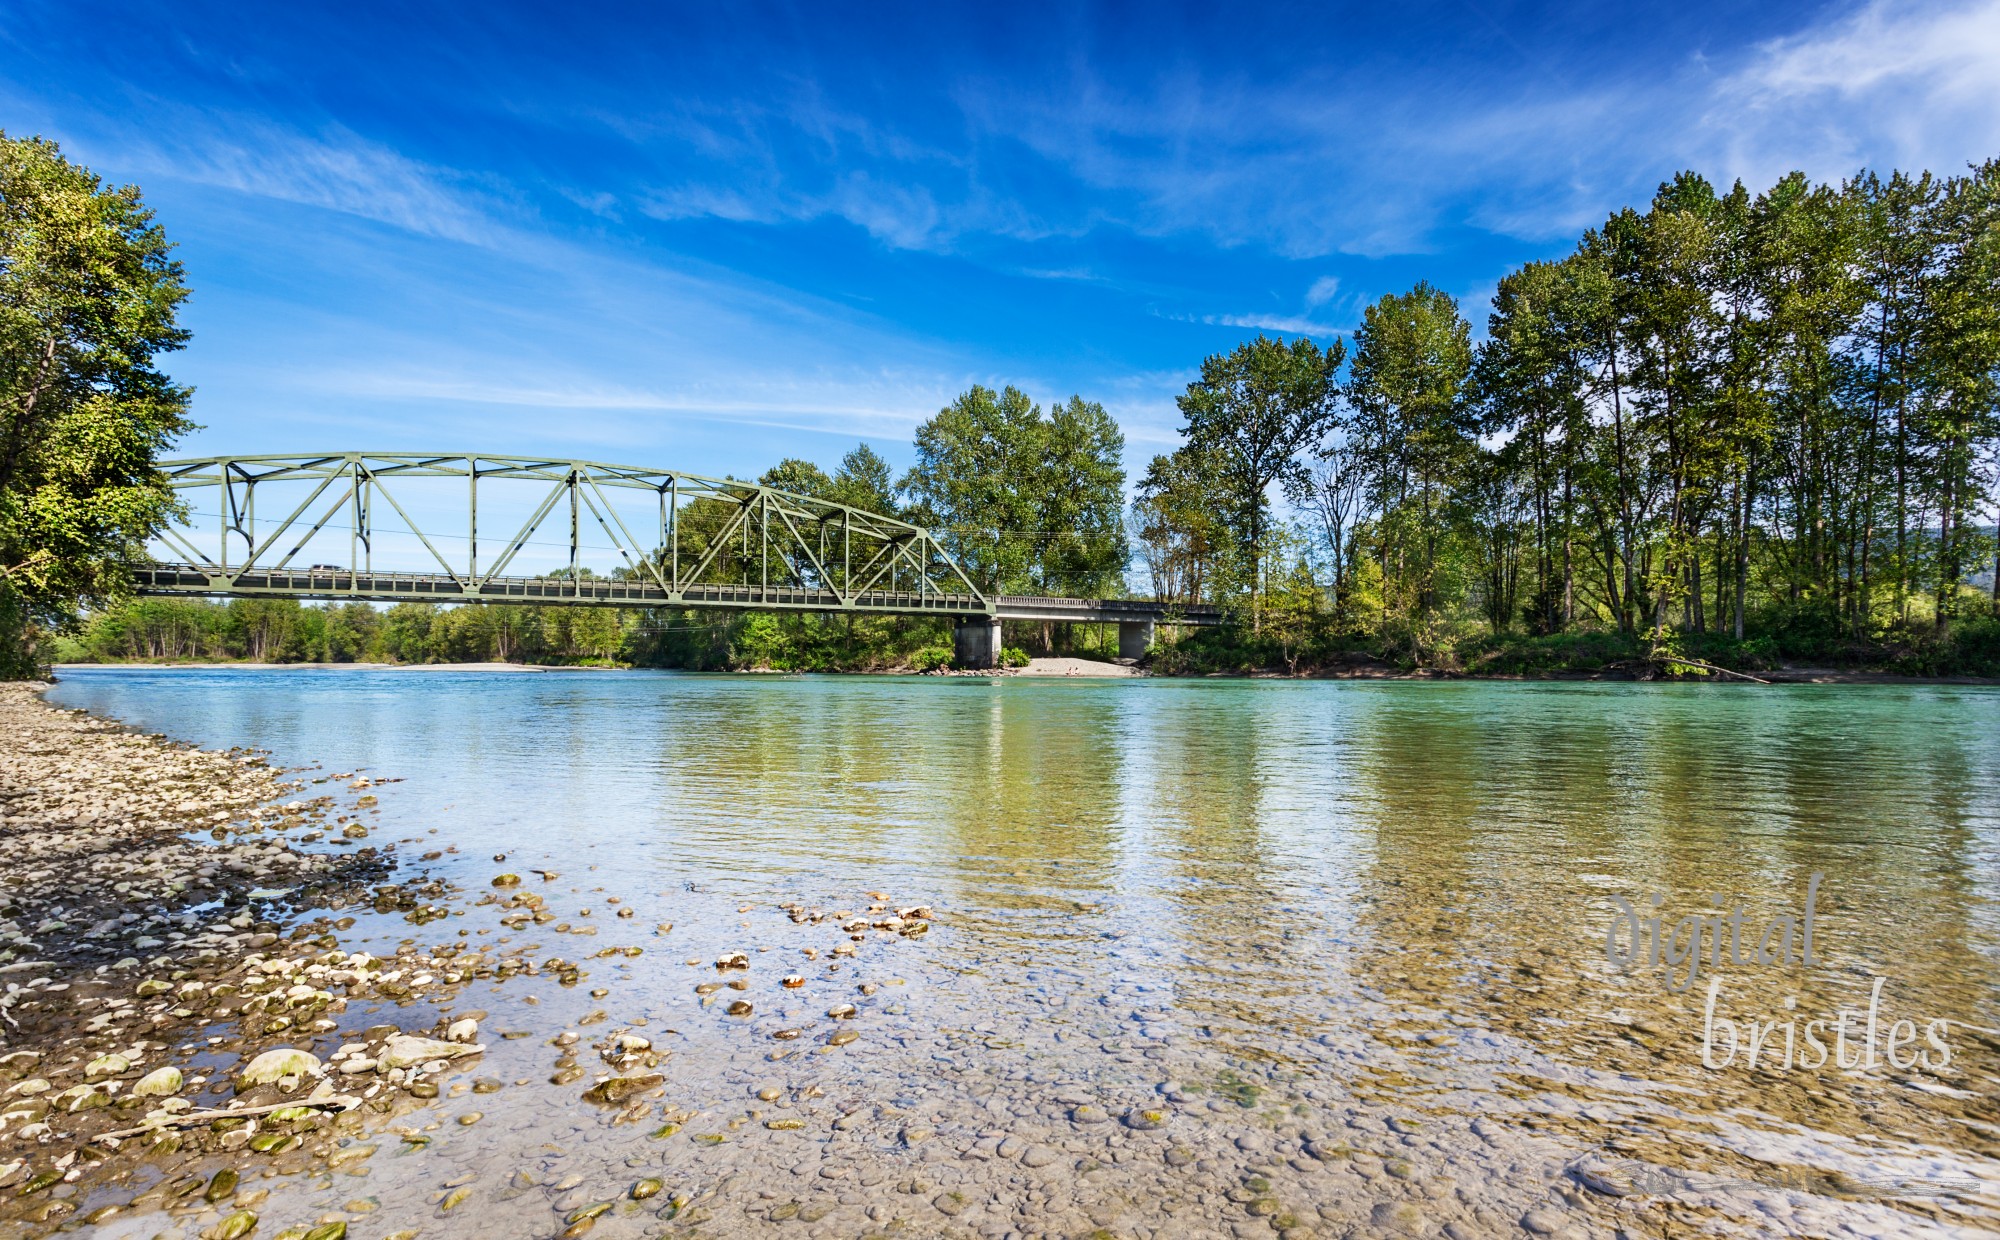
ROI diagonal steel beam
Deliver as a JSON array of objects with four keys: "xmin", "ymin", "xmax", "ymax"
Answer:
[
  {"xmin": 361, "ymin": 468, "xmax": 467, "ymax": 588},
  {"xmin": 478, "ymin": 476, "xmax": 570, "ymax": 584},
  {"xmin": 768, "ymin": 494, "xmax": 836, "ymax": 596},
  {"xmin": 676, "ymin": 497, "xmax": 754, "ymax": 591},
  {"xmin": 238, "ymin": 468, "xmax": 342, "ymax": 572},
  {"xmin": 582, "ymin": 472, "xmax": 669, "ymax": 591}
]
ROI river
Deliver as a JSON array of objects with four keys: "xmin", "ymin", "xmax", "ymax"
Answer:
[{"xmin": 44, "ymin": 668, "xmax": 2000, "ymax": 1239}]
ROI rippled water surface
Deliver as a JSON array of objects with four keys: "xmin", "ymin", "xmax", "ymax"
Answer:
[{"xmin": 47, "ymin": 668, "xmax": 2000, "ymax": 1239}]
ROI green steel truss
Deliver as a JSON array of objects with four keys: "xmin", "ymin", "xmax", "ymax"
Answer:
[{"xmin": 135, "ymin": 453, "xmax": 994, "ymax": 617}]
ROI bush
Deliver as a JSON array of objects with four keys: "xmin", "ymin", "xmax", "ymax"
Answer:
[
  {"xmin": 909, "ymin": 644, "xmax": 954, "ymax": 673},
  {"xmin": 1001, "ymin": 646, "xmax": 1030, "ymax": 668},
  {"xmin": 1461, "ymin": 629, "xmax": 1644, "ymax": 675}
]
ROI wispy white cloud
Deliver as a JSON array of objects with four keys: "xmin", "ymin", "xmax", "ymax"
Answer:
[
  {"xmin": 1702, "ymin": 0, "xmax": 2000, "ymax": 181},
  {"xmin": 1152, "ymin": 308, "xmax": 1347, "ymax": 337},
  {"xmin": 1305, "ymin": 276, "xmax": 1341, "ymax": 307},
  {"xmin": 116, "ymin": 117, "xmax": 509, "ymax": 246},
  {"xmin": 935, "ymin": 0, "xmax": 2000, "ymax": 257}
]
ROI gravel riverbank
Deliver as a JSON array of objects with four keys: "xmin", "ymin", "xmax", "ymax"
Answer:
[{"xmin": 0, "ymin": 683, "xmax": 518, "ymax": 1233}]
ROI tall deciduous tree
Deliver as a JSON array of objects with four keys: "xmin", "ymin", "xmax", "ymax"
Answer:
[
  {"xmin": 828, "ymin": 443, "xmax": 897, "ymax": 516},
  {"xmin": 1346, "ymin": 284, "xmax": 1477, "ymax": 619},
  {"xmin": 1174, "ymin": 334, "xmax": 1345, "ymax": 622},
  {"xmin": 901, "ymin": 385, "xmax": 1126, "ymax": 596},
  {"xmin": 1, "ymin": 134, "xmax": 191, "ymax": 676},
  {"xmin": 1133, "ymin": 446, "xmax": 1236, "ymax": 607}
]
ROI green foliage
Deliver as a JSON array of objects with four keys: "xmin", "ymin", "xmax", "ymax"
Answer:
[
  {"xmin": 908, "ymin": 644, "xmax": 954, "ymax": 673},
  {"xmin": 902, "ymin": 386, "xmax": 1127, "ymax": 596},
  {"xmin": 66, "ymin": 596, "xmax": 631, "ymax": 667},
  {"xmin": 828, "ymin": 443, "xmax": 896, "ymax": 515},
  {"xmin": 758, "ymin": 458, "xmax": 832, "ymax": 497},
  {"xmin": 1000, "ymin": 645, "xmax": 1029, "ymax": 668},
  {"xmin": 1132, "ymin": 446, "xmax": 1241, "ymax": 608},
  {"xmin": 624, "ymin": 606, "xmax": 951, "ymax": 673},
  {"xmin": 1170, "ymin": 334, "xmax": 1344, "ymax": 618},
  {"xmin": 1346, "ymin": 283, "xmax": 1478, "ymax": 620},
  {"xmin": 0, "ymin": 134, "xmax": 192, "ymax": 676},
  {"xmin": 1161, "ymin": 160, "xmax": 2000, "ymax": 678}
]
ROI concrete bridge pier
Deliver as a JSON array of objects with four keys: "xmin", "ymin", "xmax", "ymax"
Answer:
[
  {"xmin": 954, "ymin": 618, "xmax": 1003, "ymax": 669},
  {"xmin": 1118, "ymin": 619, "xmax": 1154, "ymax": 662}
]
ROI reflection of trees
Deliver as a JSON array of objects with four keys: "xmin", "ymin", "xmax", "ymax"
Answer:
[
  {"xmin": 643, "ymin": 679, "xmax": 1129, "ymax": 905},
  {"xmin": 1140, "ymin": 684, "xmax": 1366, "ymax": 1072},
  {"xmin": 1332, "ymin": 683, "xmax": 2000, "ymax": 1173}
]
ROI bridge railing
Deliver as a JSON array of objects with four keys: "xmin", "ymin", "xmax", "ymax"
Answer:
[
  {"xmin": 992, "ymin": 594, "xmax": 1228, "ymax": 624},
  {"xmin": 132, "ymin": 564, "xmax": 996, "ymax": 615}
]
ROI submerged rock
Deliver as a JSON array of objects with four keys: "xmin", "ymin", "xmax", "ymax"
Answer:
[
  {"xmin": 131, "ymin": 1066, "xmax": 184, "ymax": 1097},
  {"xmin": 379, "ymin": 1034, "xmax": 483, "ymax": 1069},
  {"xmin": 582, "ymin": 1073, "xmax": 664, "ymax": 1104},
  {"xmin": 238, "ymin": 1048, "xmax": 323, "ymax": 1087}
]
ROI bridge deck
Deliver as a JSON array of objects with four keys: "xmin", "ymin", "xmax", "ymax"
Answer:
[{"xmin": 132, "ymin": 565, "xmax": 1225, "ymax": 625}]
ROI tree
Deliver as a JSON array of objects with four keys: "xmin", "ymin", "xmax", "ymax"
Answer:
[
  {"xmin": 1472, "ymin": 258, "xmax": 1599, "ymax": 632},
  {"xmin": 1034, "ymin": 396, "xmax": 1128, "ymax": 597},
  {"xmin": 1132, "ymin": 447, "xmax": 1235, "ymax": 607},
  {"xmin": 1295, "ymin": 440, "xmax": 1368, "ymax": 619},
  {"xmin": 0, "ymin": 134, "xmax": 192, "ymax": 676},
  {"xmin": 901, "ymin": 385, "xmax": 1126, "ymax": 596},
  {"xmin": 1174, "ymin": 334, "xmax": 1345, "ymax": 620},
  {"xmin": 759, "ymin": 458, "xmax": 833, "ymax": 498},
  {"xmin": 828, "ymin": 443, "xmax": 897, "ymax": 515},
  {"xmin": 1919, "ymin": 159, "xmax": 2000, "ymax": 633},
  {"xmin": 1346, "ymin": 284, "xmax": 1477, "ymax": 619}
]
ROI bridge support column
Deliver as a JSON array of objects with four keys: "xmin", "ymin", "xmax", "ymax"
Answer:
[
  {"xmin": 954, "ymin": 618, "xmax": 1003, "ymax": 669},
  {"xmin": 1118, "ymin": 619, "xmax": 1154, "ymax": 662}
]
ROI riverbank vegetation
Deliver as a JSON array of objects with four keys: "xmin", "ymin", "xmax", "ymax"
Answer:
[
  {"xmin": 1135, "ymin": 163, "xmax": 2000, "ymax": 677},
  {"xmin": 0, "ymin": 134, "xmax": 192, "ymax": 678},
  {"xmin": 22, "ymin": 151, "xmax": 2000, "ymax": 678}
]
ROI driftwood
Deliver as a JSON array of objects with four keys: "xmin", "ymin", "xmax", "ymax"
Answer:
[
  {"xmin": 1657, "ymin": 655, "xmax": 1770, "ymax": 684},
  {"xmin": 95, "ymin": 1093, "xmax": 360, "ymax": 1141}
]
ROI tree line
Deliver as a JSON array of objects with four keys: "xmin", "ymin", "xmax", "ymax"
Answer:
[{"xmin": 1135, "ymin": 163, "xmax": 2000, "ymax": 673}]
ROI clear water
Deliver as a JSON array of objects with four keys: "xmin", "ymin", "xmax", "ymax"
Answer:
[{"xmin": 47, "ymin": 668, "xmax": 2000, "ymax": 1238}]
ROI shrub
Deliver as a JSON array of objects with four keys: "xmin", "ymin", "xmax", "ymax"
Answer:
[
  {"xmin": 909, "ymin": 644, "xmax": 954, "ymax": 673},
  {"xmin": 1001, "ymin": 646, "xmax": 1030, "ymax": 668}
]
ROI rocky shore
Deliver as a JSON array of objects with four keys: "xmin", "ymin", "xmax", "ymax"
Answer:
[{"xmin": 0, "ymin": 683, "xmax": 525, "ymax": 1234}]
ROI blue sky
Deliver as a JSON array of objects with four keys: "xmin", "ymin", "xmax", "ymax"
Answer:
[{"xmin": 6, "ymin": 0, "xmax": 1999, "ymax": 483}]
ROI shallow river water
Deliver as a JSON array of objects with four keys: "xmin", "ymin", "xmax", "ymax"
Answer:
[{"xmin": 43, "ymin": 668, "xmax": 2000, "ymax": 1240}]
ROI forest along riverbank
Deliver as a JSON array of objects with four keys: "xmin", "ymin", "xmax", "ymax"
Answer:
[{"xmin": 0, "ymin": 683, "xmax": 525, "ymax": 1233}]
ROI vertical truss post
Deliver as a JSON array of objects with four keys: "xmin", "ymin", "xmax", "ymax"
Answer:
[
  {"xmin": 569, "ymin": 468, "xmax": 580, "ymax": 596},
  {"xmin": 760, "ymin": 492, "xmax": 768, "ymax": 596},
  {"xmin": 669, "ymin": 477, "xmax": 679, "ymax": 591},
  {"xmin": 349, "ymin": 461, "xmax": 358, "ymax": 592},
  {"xmin": 469, "ymin": 458, "xmax": 478, "ymax": 580},
  {"xmin": 361, "ymin": 469, "xmax": 373, "ymax": 577}
]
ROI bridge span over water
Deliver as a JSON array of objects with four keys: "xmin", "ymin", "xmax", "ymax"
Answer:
[{"xmin": 134, "ymin": 453, "xmax": 1224, "ymax": 667}]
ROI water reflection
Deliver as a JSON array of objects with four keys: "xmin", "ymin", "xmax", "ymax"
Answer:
[{"xmin": 48, "ymin": 670, "xmax": 2000, "ymax": 1237}]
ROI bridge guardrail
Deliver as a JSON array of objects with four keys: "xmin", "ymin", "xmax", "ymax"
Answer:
[{"xmin": 130, "ymin": 565, "xmax": 1229, "ymax": 624}]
